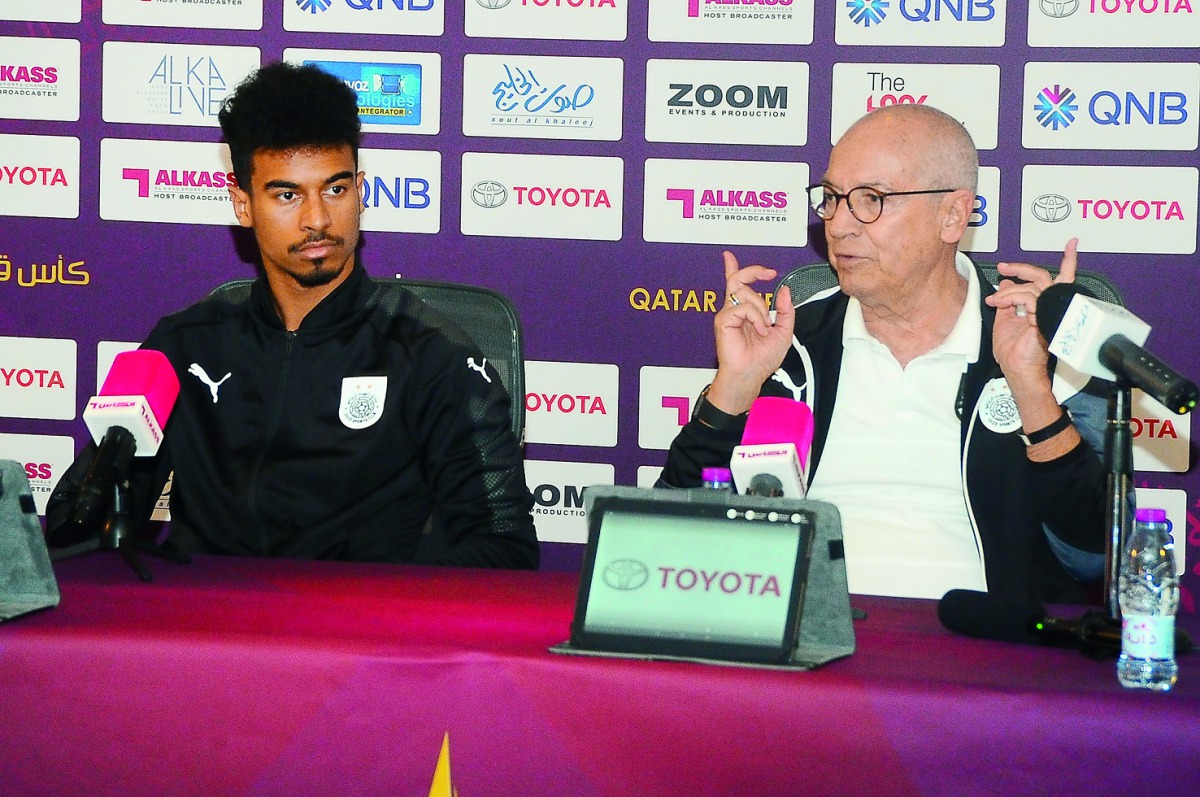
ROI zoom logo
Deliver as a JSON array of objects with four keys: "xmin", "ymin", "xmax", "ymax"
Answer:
[
  {"xmin": 1031, "ymin": 193, "xmax": 1072, "ymax": 222},
  {"xmin": 470, "ymin": 180, "xmax": 508, "ymax": 208},
  {"xmin": 603, "ymin": 559, "xmax": 650, "ymax": 590}
]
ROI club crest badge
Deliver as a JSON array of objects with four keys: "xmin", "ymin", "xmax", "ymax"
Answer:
[
  {"xmin": 977, "ymin": 377, "xmax": 1023, "ymax": 434},
  {"xmin": 339, "ymin": 376, "xmax": 387, "ymax": 430}
]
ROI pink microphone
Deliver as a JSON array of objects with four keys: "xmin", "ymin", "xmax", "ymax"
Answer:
[
  {"xmin": 729, "ymin": 397, "xmax": 814, "ymax": 498},
  {"xmin": 84, "ymin": 350, "xmax": 180, "ymax": 457}
]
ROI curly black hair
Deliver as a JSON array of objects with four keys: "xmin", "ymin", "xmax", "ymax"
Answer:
[{"xmin": 218, "ymin": 61, "xmax": 361, "ymax": 189}]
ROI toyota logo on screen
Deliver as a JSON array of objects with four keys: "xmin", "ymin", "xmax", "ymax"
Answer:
[{"xmin": 602, "ymin": 559, "xmax": 649, "ymax": 590}]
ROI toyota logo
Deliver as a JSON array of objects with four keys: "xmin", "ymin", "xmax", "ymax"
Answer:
[
  {"xmin": 1031, "ymin": 193, "xmax": 1072, "ymax": 223},
  {"xmin": 1038, "ymin": 0, "xmax": 1080, "ymax": 18},
  {"xmin": 471, "ymin": 180, "xmax": 509, "ymax": 209},
  {"xmin": 602, "ymin": 559, "xmax": 649, "ymax": 591}
]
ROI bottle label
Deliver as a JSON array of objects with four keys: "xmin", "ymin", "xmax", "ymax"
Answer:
[{"xmin": 1122, "ymin": 614, "xmax": 1175, "ymax": 659}]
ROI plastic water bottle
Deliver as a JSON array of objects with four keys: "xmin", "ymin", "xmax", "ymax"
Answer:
[
  {"xmin": 1117, "ymin": 507, "xmax": 1179, "ymax": 691},
  {"xmin": 701, "ymin": 467, "xmax": 733, "ymax": 492}
]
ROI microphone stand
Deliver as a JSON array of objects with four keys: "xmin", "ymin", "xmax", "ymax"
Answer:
[
  {"xmin": 50, "ymin": 479, "xmax": 190, "ymax": 582},
  {"xmin": 1102, "ymin": 379, "xmax": 1134, "ymax": 621},
  {"xmin": 50, "ymin": 430, "xmax": 190, "ymax": 582}
]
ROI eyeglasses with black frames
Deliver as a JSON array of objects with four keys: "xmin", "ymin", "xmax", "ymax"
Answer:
[{"xmin": 807, "ymin": 184, "xmax": 959, "ymax": 224}]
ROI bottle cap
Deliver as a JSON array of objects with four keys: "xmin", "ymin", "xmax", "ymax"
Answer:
[
  {"xmin": 1135, "ymin": 507, "xmax": 1168, "ymax": 523},
  {"xmin": 701, "ymin": 467, "xmax": 732, "ymax": 483}
]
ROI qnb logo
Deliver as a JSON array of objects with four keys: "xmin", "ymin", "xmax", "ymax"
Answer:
[
  {"xmin": 897, "ymin": 0, "xmax": 996, "ymax": 21},
  {"xmin": 0, "ymin": 368, "xmax": 67, "ymax": 389},
  {"xmin": 968, "ymin": 193, "xmax": 990, "ymax": 228},
  {"xmin": 1089, "ymin": 0, "xmax": 1194, "ymax": 15},
  {"xmin": 847, "ymin": 0, "xmax": 889, "ymax": 26},
  {"xmin": 1038, "ymin": 0, "xmax": 1080, "ymax": 16},
  {"xmin": 0, "ymin": 65, "xmax": 58, "ymax": 84},
  {"xmin": 532, "ymin": 483, "xmax": 586, "ymax": 517},
  {"xmin": 1087, "ymin": 91, "xmax": 1188, "ymax": 127},
  {"xmin": 1130, "ymin": 417, "xmax": 1180, "ymax": 439},
  {"xmin": 1, "ymin": 165, "xmax": 69, "ymax": 187},
  {"xmin": 687, "ymin": 0, "xmax": 794, "ymax": 18},
  {"xmin": 666, "ymin": 188, "xmax": 788, "ymax": 220},
  {"xmin": 603, "ymin": 559, "xmax": 650, "ymax": 591},
  {"xmin": 361, "ymin": 176, "xmax": 431, "ymax": 210},
  {"xmin": 657, "ymin": 566, "xmax": 783, "ymax": 597},
  {"xmin": 297, "ymin": 0, "xmax": 436, "ymax": 12},
  {"xmin": 667, "ymin": 83, "xmax": 788, "ymax": 118},
  {"xmin": 1031, "ymin": 193, "xmax": 1072, "ymax": 223},
  {"xmin": 1077, "ymin": 197, "xmax": 1186, "ymax": 221},
  {"xmin": 471, "ymin": 180, "xmax": 508, "ymax": 208},
  {"xmin": 512, "ymin": 186, "xmax": 612, "ymax": 208},
  {"xmin": 525, "ymin": 392, "xmax": 608, "ymax": 414},
  {"xmin": 1033, "ymin": 84, "xmax": 1079, "ymax": 130}
]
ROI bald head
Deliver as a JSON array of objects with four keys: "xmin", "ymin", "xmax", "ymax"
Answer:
[{"xmin": 838, "ymin": 105, "xmax": 978, "ymax": 195}]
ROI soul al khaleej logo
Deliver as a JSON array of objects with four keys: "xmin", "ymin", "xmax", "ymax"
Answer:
[{"xmin": 427, "ymin": 732, "xmax": 459, "ymax": 797}]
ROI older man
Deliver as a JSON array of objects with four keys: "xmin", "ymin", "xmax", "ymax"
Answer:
[{"xmin": 659, "ymin": 104, "xmax": 1105, "ymax": 602}]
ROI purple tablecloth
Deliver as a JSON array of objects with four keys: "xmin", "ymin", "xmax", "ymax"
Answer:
[{"xmin": 1, "ymin": 555, "xmax": 1196, "ymax": 796}]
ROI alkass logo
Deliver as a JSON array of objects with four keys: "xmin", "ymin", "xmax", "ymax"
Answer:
[
  {"xmin": 666, "ymin": 187, "xmax": 787, "ymax": 219},
  {"xmin": 122, "ymin": 167, "xmax": 237, "ymax": 199},
  {"xmin": 688, "ymin": 0, "xmax": 794, "ymax": 18},
  {"xmin": 0, "ymin": 65, "xmax": 58, "ymax": 84}
]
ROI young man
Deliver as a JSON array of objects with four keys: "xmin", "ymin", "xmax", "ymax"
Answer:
[
  {"xmin": 48, "ymin": 62, "xmax": 538, "ymax": 569},
  {"xmin": 659, "ymin": 105, "xmax": 1105, "ymax": 602}
]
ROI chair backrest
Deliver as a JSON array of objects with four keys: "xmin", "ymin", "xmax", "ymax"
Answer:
[
  {"xmin": 775, "ymin": 260, "xmax": 1124, "ymax": 308},
  {"xmin": 209, "ymin": 277, "xmax": 526, "ymax": 442},
  {"xmin": 394, "ymin": 278, "xmax": 526, "ymax": 443}
]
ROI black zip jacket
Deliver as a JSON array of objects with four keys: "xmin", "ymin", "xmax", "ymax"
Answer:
[
  {"xmin": 47, "ymin": 265, "xmax": 538, "ymax": 569},
  {"xmin": 659, "ymin": 263, "xmax": 1106, "ymax": 602}
]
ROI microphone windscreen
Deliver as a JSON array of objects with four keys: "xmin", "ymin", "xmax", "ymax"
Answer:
[
  {"xmin": 740, "ymin": 397, "xmax": 815, "ymax": 468},
  {"xmin": 937, "ymin": 589, "xmax": 1044, "ymax": 645},
  {"xmin": 1033, "ymin": 283, "xmax": 1081, "ymax": 342},
  {"xmin": 99, "ymin": 350, "xmax": 180, "ymax": 426}
]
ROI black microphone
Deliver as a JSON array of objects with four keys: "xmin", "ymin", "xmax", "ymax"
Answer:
[
  {"xmin": 937, "ymin": 589, "xmax": 1192, "ymax": 658},
  {"xmin": 1036, "ymin": 283, "xmax": 1198, "ymax": 415}
]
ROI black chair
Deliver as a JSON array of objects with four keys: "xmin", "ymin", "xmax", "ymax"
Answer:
[
  {"xmin": 774, "ymin": 261, "xmax": 1124, "ymax": 309},
  {"xmin": 210, "ymin": 277, "xmax": 526, "ymax": 442},
  {"xmin": 209, "ymin": 277, "xmax": 527, "ymax": 565}
]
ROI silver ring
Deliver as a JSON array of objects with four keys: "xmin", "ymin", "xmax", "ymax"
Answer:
[{"xmin": 728, "ymin": 293, "xmax": 741, "ymax": 306}]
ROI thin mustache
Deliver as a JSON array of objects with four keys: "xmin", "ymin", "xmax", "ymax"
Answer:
[{"xmin": 289, "ymin": 234, "xmax": 343, "ymax": 253}]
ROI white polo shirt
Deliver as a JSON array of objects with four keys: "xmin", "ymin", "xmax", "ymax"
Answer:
[{"xmin": 805, "ymin": 254, "xmax": 987, "ymax": 599}]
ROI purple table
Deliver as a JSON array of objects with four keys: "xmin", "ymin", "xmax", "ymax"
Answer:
[{"xmin": 1, "ymin": 555, "xmax": 1196, "ymax": 797}]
